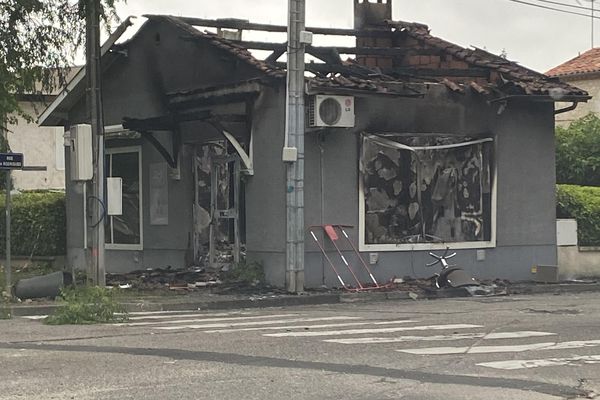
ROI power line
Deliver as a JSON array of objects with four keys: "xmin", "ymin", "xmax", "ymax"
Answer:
[
  {"xmin": 506, "ymin": 0, "xmax": 600, "ymax": 19},
  {"xmin": 535, "ymin": 0, "xmax": 593, "ymax": 11}
]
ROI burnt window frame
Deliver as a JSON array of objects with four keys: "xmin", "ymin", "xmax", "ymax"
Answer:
[{"xmin": 358, "ymin": 133, "xmax": 497, "ymax": 252}]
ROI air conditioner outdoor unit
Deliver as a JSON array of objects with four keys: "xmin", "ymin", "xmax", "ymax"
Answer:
[{"xmin": 309, "ymin": 95, "xmax": 355, "ymax": 128}]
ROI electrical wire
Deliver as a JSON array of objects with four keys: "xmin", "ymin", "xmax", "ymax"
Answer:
[
  {"xmin": 532, "ymin": 0, "xmax": 595, "ymax": 11},
  {"xmin": 87, "ymin": 195, "xmax": 107, "ymax": 228},
  {"xmin": 505, "ymin": 0, "xmax": 600, "ymax": 18}
]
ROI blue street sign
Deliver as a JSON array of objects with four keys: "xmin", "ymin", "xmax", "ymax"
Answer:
[{"xmin": 0, "ymin": 153, "xmax": 24, "ymax": 170}]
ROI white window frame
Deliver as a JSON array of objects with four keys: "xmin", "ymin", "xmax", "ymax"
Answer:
[
  {"xmin": 358, "ymin": 136, "xmax": 498, "ymax": 252},
  {"xmin": 105, "ymin": 145, "xmax": 143, "ymax": 251}
]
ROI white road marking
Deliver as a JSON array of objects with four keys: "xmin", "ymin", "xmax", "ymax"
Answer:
[
  {"xmin": 21, "ymin": 315, "xmax": 47, "ymax": 320},
  {"xmin": 264, "ymin": 324, "xmax": 481, "ymax": 338},
  {"xmin": 484, "ymin": 331, "xmax": 557, "ymax": 339},
  {"xmin": 478, "ymin": 355, "xmax": 600, "ymax": 370},
  {"xmin": 153, "ymin": 316, "xmax": 361, "ymax": 330},
  {"xmin": 127, "ymin": 312, "xmax": 249, "ymax": 321},
  {"xmin": 399, "ymin": 343, "xmax": 556, "ymax": 355},
  {"xmin": 205, "ymin": 320, "xmax": 418, "ymax": 333},
  {"xmin": 398, "ymin": 339, "xmax": 600, "ymax": 355},
  {"xmin": 325, "ymin": 331, "xmax": 557, "ymax": 345},
  {"xmin": 115, "ymin": 313, "xmax": 300, "ymax": 327}
]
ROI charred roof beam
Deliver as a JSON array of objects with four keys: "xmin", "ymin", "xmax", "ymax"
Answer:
[
  {"xmin": 384, "ymin": 67, "xmax": 490, "ymax": 78},
  {"xmin": 233, "ymin": 40, "xmax": 440, "ymax": 57},
  {"xmin": 168, "ymin": 15, "xmax": 392, "ymax": 37},
  {"xmin": 274, "ymin": 62, "xmax": 383, "ymax": 78}
]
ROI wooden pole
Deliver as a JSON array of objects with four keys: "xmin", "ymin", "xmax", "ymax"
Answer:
[{"xmin": 86, "ymin": 0, "xmax": 106, "ymax": 286}]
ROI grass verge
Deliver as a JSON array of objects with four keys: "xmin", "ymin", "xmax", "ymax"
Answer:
[{"xmin": 45, "ymin": 286, "xmax": 128, "ymax": 325}]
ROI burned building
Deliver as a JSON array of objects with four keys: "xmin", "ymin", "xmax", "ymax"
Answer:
[{"xmin": 40, "ymin": 1, "xmax": 588, "ymax": 288}]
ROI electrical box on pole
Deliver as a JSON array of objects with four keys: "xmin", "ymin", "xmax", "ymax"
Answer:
[{"xmin": 69, "ymin": 124, "xmax": 93, "ymax": 181}]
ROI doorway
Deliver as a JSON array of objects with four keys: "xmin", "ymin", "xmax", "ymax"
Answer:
[{"xmin": 192, "ymin": 142, "xmax": 243, "ymax": 268}]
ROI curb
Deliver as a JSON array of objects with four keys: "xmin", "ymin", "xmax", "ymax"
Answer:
[
  {"xmin": 507, "ymin": 282, "xmax": 600, "ymax": 295},
  {"xmin": 4, "ymin": 283, "xmax": 600, "ymax": 317},
  {"xmin": 119, "ymin": 294, "xmax": 342, "ymax": 313}
]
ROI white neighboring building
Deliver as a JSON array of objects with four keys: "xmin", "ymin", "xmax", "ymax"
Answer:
[
  {"xmin": 6, "ymin": 96, "xmax": 65, "ymax": 191},
  {"xmin": 547, "ymin": 48, "xmax": 600, "ymax": 126}
]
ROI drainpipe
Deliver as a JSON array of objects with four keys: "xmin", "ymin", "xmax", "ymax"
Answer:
[
  {"xmin": 554, "ymin": 102, "xmax": 578, "ymax": 115},
  {"xmin": 284, "ymin": 0, "xmax": 306, "ymax": 293}
]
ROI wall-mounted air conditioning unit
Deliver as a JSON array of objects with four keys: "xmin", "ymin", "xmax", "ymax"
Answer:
[{"xmin": 308, "ymin": 95, "xmax": 355, "ymax": 128}]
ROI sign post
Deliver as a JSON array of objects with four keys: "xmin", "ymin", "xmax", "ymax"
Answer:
[{"xmin": 1, "ymin": 153, "xmax": 23, "ymax": 297}]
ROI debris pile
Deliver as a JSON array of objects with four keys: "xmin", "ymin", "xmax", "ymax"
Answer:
[{"xmin": 106, "ymin": 266, "xmax": 222, "ymax": 291}]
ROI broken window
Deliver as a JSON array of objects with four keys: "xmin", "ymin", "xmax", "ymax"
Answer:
[
  {"xmin": 105, "ymin": 147, "xmax": 142, "ymax": 248},
  {"xmin": 360, "ymin": 134, "xmax": 494, "ymax": 246}
]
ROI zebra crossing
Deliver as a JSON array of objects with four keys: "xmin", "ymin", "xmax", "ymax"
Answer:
[{"xmin": 90, "ymin": 310, "xmax": 600, "ymax": 371}]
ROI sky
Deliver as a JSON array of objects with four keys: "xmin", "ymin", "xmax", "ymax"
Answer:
[{"xmin": 113, "ymin": 0, "xmax": 600, "ymax": 73}]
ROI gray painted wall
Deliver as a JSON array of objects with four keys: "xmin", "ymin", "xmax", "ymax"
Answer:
[
  {"xmin": 244, "ymin": 86, "xmax": 288, "ymax": 285},
  {"xmin": 64, "ymin": 19, "xmax": 264, "ymax": 273},
  {"xmin": 299, "ymin": 86, "xmax": 557, "ymax": 288}
]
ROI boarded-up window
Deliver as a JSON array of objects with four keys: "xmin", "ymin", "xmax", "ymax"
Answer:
[{"xmin": 361, "ymin": 134, "xmax": 493, "ymax": 245}]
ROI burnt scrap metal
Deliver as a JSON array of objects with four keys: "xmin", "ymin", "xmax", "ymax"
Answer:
[
  {"xmin": 361, "ymin": 134, "xmax": 493, "ymax": 245},
  {"xmin": 106, "ymin": 266, "xmax": 221, "ymax": 291}
]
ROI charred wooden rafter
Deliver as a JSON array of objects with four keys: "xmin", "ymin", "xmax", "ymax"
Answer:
[
  {"xmin": 168, "ymin": 81, "xmax": 263, "ymax": 109},
  {"xmin": 122, "ymin": 110, "xmax": 248, "ymax": 168},
  {"xmin": 384, "ymin": 67, "xmax": 490, "ymax": 78},
  {"xmin": 274, "ymin": 62, "xmax": 380, "ymax": 78},
  {"xmin": 231, "ymin": 40, "xmax": 442, "ymax": 58},
  {"xmin": 170, "ymin": 16, "xmax": 392, "ymax": 37}
]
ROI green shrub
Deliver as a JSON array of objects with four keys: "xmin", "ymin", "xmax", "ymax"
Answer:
[
  {"xmin": 0, "ymin": 191, "xmax": 66, "ymax": 256},
  {"xmin": 221, "ymin": 261, "xmax": 265, "ymax": 285},
  {"xmin": 45, "ymin": 286, "xmax": 128, "ymax": 325},
  {"xmin": 556, "ymin": 114, "xmax": 600, "ymax": 186},
  {"xmin": 557, "ymin": 184, "xmax": 600, "ymax": 246}
]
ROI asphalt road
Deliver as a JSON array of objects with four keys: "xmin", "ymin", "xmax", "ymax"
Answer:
[{"xmin": 0, "ymin": 292, "xmax": 599, "ymax": 400}]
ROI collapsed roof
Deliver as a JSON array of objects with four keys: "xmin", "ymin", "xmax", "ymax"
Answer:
[
  {"xmin": 148, "ymin": 14, "xmax": 588, "ymax": 102},
  {"xmin": 40, "ymin": 13, "xmax": 588, "ymax": 126}
]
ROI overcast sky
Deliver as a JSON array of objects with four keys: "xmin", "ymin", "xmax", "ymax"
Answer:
[{"xmin": 114, "ymin": 0, "xmax": 599, "ymax": 73}]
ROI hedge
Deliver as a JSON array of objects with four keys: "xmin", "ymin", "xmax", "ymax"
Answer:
[
  {"xmin": 556, "ymin": 184, "xmax": 600, "ymax": 247},
  {"xmin": 0, "ymin": 191, "xmax": 66, "ymax": 256},
  {"xmin": 556, "ymin": 114, "xmax": 600, "ymax": 187}
]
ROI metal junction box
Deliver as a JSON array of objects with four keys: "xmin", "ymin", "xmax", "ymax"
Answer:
[
  {"xmin": 69, "ymin": 124, "xmax": 93, "ymax": 181},
  {"xmin": 533, "ymin": 265, "xmax": 559, "ymax": 283}
]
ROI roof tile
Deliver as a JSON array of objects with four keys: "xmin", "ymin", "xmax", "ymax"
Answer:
[{"xmin": 546, "ymin": 48, "xmax": 600, "ymax": 77}]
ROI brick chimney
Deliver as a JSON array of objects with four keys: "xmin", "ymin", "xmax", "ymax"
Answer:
[{"xmin": 354, "ymin": 0, "xmax": 393, "ymax": 69}]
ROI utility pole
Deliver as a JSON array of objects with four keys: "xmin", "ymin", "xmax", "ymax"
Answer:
[
  {"xmin": 85, "ymin": 0, "xmax": 106, "ymax": 286},
  {"xmin": 284, "ymin": 0, "xmax": 306, "ymax": 293}
]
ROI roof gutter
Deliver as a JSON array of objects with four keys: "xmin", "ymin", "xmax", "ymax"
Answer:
[
  {"xmin": 37, "ymin": 16, "xmax": 135, "ymax": 126},
  {"xmin": 487, "ymin": 94, "xmax": 591, "ymax": 104},
  {"xmin": 554, "ymin": 102, "xmax": 579, "ymax": 115}
]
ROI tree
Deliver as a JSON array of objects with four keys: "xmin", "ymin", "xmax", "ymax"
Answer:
[
  {"xmin": 0, "ymin": 0, "xmax": 119, "ymax": 125},
  {"xmin": 556, "ymin": 113, "xmax": 600, "ymax": 187}
]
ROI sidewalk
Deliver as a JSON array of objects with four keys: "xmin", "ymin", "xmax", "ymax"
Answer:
[{"xmin": 4, "ymin": 280, "xmax": 600, "ymax": 317}]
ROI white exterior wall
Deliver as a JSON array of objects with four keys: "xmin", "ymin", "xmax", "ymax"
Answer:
[
  {"xmin": 7, "ymin": 101, "xmax": 65, "ymax": 190},
  {"xmin": 555, "ymin": 75, "xmax": 600, "ymax": 126},
  {"xmin": 557, "ymin": 219, "xmax": 600, "ymax": 279}
]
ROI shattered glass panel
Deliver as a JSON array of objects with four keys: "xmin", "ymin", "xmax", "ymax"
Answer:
[
  {"xmin": 194, "ymin": 144, "xmax": 226, "ymax": 244},
  {"xmin": 361, "ymin": 134, "xmax": 493, "ymax": 245}
]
